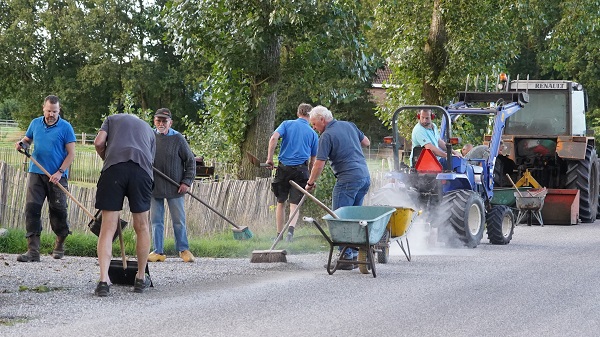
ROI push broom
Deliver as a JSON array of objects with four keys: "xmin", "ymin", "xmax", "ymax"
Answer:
[
  {"xmin": 152, "ymin": 167, "xmax": 253, "ymax": 240},
  {"xmin": 250, "ymin": 193, "xmax": 306, "ymax": 263}
]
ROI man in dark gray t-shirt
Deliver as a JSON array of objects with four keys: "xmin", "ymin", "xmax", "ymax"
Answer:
[{"xmin": 93, "ymin": 113, "xmax": 155, "ymax": 297}]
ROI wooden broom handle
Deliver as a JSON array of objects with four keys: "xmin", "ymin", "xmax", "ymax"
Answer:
[
  {"xmin": 289, "ymin": 180, "xmax": 339, "ymax": 219},
  {"xmin": 19, "ymin": 149, "xmax": 97, "ymax": 220},
  {"xmin": 505, "ymin": 174, "xmax": 524, "ymax": 198},
  {"xmin": 117, "ymin": 217, "xmax": 127, "ymax": 269}
]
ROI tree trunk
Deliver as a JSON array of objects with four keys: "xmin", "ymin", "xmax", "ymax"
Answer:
[
  {"xmin": 423, "ymin": 0, "xmax": 448, "ymax": 105},
  {"xmin": 239, "ymin": 35, "xmax": 282, "ymax": 180}
]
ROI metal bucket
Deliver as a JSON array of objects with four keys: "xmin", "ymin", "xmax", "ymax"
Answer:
[{"xmin": 514, "ymin": 188, "xmax": 547, "ymax": 211}]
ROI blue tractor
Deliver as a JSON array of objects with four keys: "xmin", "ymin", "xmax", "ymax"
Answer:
[{"xmin": 390, "ymin": 89, "xmax": 529, "ymax": 248}]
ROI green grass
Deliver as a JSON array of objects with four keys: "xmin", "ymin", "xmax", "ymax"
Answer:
[
  {"xmin": 0, "ymin": 126, "xmax": 24, "ymax": 147},
  {"xmin": 0, "ymin": 226, "xmax": 330, "ymax": 258}
]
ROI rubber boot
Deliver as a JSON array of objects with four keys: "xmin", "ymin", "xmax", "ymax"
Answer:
[
  {"xmin": 17, "ymin": 235, "xmax": 41, "ymax": 262},
  {"xmin": 52, "ymin": 236, "xmax": 67, "ymax": 259}
]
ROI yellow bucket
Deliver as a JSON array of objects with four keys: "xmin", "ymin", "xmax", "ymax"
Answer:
[{"xmin": 387, "ymin": 207, "xmax": 415, "ymax": 237}]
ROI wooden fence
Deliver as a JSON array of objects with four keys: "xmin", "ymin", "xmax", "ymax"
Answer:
[
  {"xmin": 0, "ymin": 161, "xmax": 279, "ymax": 237},
  {"xmin": 0, "ymin": 151, "xmax": 392, "ymax": 238}
]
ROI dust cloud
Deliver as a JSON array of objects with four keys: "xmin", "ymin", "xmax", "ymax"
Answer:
[{"xmin": 367, "ymin": 182, "xmax": 467, "ymax": 256}]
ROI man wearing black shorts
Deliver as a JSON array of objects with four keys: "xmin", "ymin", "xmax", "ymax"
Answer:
[
  {"xmin": 93, "ymin": 113, "xmax": 155, "ymax": 296},
  {"xmin": 266, "ymin": 103, "xmax": 318, "ymax": 242}
]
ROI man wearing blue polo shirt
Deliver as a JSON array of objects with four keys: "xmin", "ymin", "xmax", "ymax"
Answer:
[
  {"xmin": 266, "ymin": 103, "xmax": 318, "ymax": 242},
  {"xmin": 306, "ymin": 105, "xmax": 370, "ymax": 270},
  {"xmin": 15, "ymin": 95, "xmax": 76, "ymax": 262}
]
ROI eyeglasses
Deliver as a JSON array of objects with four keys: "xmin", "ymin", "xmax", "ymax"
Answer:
[{"xmin": 154, "ymin": 119, "xmax": 169, "ymax": 124}]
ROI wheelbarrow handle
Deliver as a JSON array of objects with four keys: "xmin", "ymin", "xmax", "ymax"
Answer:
[
  {"xmin": 18, "ymin": 147, "xmax": 97, "ymax": 220},
  {"xmin": 505, "ymin": 174, "xmax": 524, "ymax": 198},
  {"xmin": 289, "ymin": 180, "xmax": 339, "ymax": 219}
]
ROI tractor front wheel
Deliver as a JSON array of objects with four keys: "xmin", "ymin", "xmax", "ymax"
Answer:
[{"xmin": 486, "ymin": 205, "xmax": 515, "ymax": 245}]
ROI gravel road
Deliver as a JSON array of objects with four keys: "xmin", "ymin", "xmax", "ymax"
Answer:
[{"xmin": 3, "ymin": 222, "xmax": 600, "ymax": 337}]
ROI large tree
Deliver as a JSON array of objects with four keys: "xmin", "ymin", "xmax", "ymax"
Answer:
[
  {"xmin": 0, "ymin": 0, "xmax": 200, "ymax": 133},
  {"xmin": 373, "ymin": 0, "xmax": 520, "ymax": 141},
  {"xmin": 166, "ymin": 0, "xmax": 376, "ymax": 179}
]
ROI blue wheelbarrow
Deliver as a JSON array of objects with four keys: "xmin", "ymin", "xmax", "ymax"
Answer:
[{"xmin": 304, "ymin": 206, "xmax": 396, "ymax": 278}]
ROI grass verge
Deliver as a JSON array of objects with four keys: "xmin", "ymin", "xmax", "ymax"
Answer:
[{"xmin": 0, "ymin": 226, "xmax": 330, "ymax": 259}]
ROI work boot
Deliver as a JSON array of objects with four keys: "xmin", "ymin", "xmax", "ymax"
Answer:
[
  {"xmin": 17, "ymin": 235, "xmax": 41, "ymax": 262},
  {"xmin": 179, "ymin": 250, "xmax": 195, "ymax": 263},
  {"xmin": 52, "ymin": 235, "xmax": 67, "ymax": 259},
  {"xmin": 147, "ymin": 251, "xmax": 166, "ymax": 262}
]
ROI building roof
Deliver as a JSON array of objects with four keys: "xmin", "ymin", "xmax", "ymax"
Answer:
[{"xmin": 372, "ymin": 67, "xmax": 392, "ymax": 85}]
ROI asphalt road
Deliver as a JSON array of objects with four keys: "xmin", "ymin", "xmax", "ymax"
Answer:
[{"xmin": 1, "ymin": 221, "xmax": 600, "ymax": 337}]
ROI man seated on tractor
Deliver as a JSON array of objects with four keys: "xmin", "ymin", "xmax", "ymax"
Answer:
[{"xmin": 410, "ymin": 109, "xmax": 462, "ymax": 166}]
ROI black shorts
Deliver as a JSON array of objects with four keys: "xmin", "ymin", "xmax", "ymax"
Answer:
[
  {"xmin": 95, "ymin": 161, "xmax": 153, "ymax": 213},
  {"xmin": 271, "ymin": 163, "xmax": 309, "ymax": 204}
]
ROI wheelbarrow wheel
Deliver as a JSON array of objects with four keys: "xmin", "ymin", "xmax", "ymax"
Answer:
[
  {"xmin": 357, "ymin": 249, "xmax": 370, "ymax": 274},
  {"xmin": 376, "ymin": 230, "xmax": 390, "ymax": 264}
]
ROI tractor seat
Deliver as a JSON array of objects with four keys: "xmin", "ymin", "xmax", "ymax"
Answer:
[{"xmin": 411, "ymin": 146, "xmax": 423, "ymax": 167}]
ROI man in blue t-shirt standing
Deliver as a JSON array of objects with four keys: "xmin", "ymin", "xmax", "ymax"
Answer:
[
  {"xmin": 266, "ymin": 103, "xmax": 318, "ymax": 242},
  {"xmin": 15, "ymin": 95, "xmax": 76, "ymax": 262},
  {"xmin": 306, "ymin": 105, "xmax": 371, "ymax": 270}
]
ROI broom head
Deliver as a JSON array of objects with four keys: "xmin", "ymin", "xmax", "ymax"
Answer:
[{"xmin": 250, "ymin": 249, "xmax": 287, "ymax": 263}]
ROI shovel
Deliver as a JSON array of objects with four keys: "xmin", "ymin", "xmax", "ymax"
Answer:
[
  {"xmin": 107, "ymin": 217, "xmax": 152, "ymax": 287},
  {"xmin": 87, "ymin": 209, "xmax": 128, "ymax": 242},
  {"xmin": 246, "ymin": 151, "xmax": 270, "ymax": 168}
]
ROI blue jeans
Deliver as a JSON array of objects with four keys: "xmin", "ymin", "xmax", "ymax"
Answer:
[
  {"xmin": 332, "ymin": 176, "xmax": 371, "ymax": 259},
  {"xmin": 150, "ymin": 196, "xmax": 190, "ymax": 253}
]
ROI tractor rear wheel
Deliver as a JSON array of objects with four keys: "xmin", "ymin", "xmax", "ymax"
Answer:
[
  {"xmin": 486, "ymin": 205, "xmax": 515, "ymax": 245},
  {"xmin": 437, "ymin": 190, "xmax": 485, "ymax": 248},
  {"xmin": 566, "ymin": 146, "xmax": 599, "ymax": 223}
]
